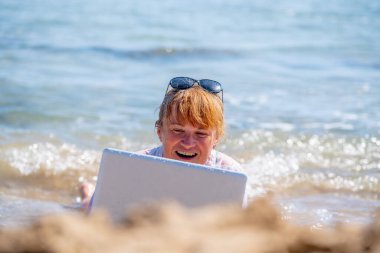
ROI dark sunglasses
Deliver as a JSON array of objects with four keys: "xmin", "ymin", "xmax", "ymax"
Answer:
[{"xmin": 165, "ymin": 77, "xmax": 223, "ymax": 102}]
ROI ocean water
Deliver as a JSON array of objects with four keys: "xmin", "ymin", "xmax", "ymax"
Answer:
[{"xmin": 0, "ymin": 0, "xmax": 379, "ymax": 227}]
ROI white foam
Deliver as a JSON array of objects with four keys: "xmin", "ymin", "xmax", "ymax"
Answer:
[
  {"xmin": 244, "ymin": 151, "xmax": 300, "ymax": 197},
  {"xmin": 3, "ymin": 143, "xmax": 100, "ymax": 175}
]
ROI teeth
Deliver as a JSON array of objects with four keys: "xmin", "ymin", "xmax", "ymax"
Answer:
[{"xmin": 177, "ymin": 151, "xmax": 196, "ymax": 157}]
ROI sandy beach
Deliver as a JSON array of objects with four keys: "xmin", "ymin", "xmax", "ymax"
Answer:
[{"xmin": 0, "ymin": 197, "xmax": 379, "ymax": 253}]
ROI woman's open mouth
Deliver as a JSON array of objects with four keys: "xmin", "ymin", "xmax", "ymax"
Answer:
[{"xmin": 175, "ymin": 151, "xmax": 197, "ymax": 159}]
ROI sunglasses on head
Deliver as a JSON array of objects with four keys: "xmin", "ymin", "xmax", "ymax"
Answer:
[{"xmin": 165, "ymin": 77, "xmax": 223, "ymax": 102}]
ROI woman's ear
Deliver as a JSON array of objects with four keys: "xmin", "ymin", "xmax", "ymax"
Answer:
[
  {"xmin": 155, "ymin": 120, "xmax": 163, "ymax": 142},
  {"xmin": 156, "ymin": 125, "xmax": 163, "ymax": 142}
]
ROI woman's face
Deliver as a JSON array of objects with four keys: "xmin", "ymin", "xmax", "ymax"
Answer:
[{"xmin": 157, "ymin": 117, "xmax": 219, "ymax": 165}]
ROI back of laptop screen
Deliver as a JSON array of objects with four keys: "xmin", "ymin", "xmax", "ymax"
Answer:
[{"xmin": 91, "ymin": 148, "xmax": 247, "ymax": 221}]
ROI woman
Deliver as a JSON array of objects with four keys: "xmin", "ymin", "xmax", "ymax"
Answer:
[
  {"xmin": 81, "ymin": 77, "xmax": 244, "ymax": 210},
  {"xmin": 138, "ymin": 76, "xmax": 242, "ymax": 172}
]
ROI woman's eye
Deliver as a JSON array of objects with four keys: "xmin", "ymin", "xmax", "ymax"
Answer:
[
  {"xmin": 172, "ymin": 129, "xmax": 184, "ymax": 134},
  {"xmin": 196, "ymin": 132, "xmax": 208, "ymax": 138}
]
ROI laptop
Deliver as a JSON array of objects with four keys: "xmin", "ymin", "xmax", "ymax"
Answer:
[{"xmin": 91, "ymin": 148, "xmax": 247, "ymax": 222}]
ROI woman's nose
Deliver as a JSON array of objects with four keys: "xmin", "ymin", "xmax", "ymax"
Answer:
[{"xmin": 181, "ymin": 133, "xmax": 195, "ymax": 147}]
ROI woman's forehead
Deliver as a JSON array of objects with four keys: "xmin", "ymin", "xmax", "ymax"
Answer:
[{"xmin": 166, "ymin": 117, "xmax": 210, "ymax": 130}]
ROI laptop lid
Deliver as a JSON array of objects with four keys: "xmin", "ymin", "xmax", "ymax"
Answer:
[{"xmin": 91, "ymin": 148, "xmax": 247, "ymax": 222}]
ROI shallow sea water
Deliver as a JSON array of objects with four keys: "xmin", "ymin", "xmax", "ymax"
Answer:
[{"xmin": 0, "ymin": 0, "xmax": 379, "ymax": 227}]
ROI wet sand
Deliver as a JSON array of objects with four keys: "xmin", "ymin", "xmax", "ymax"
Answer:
[{"xmin": 0, "ymin": 197, "xmax": 379, "ymax": 253}]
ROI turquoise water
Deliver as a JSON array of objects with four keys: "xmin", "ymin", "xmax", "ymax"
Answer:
[{"xmin": 0, "ymin": 0, "xmax": 379, "ymax": 226}]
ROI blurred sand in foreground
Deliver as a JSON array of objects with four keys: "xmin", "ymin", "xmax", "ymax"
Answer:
[{"xmin": 0, "ymin": 197, "xmax": 379, "ymax": 253}]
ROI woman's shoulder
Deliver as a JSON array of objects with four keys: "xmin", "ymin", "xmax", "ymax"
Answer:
[
  {"xmin": 136, "ymin": 146, "xmax": 163, "ymax": 157},
  {"xmin": 211, "ymin": 150, "xmax": 244, "ymax": 173}
]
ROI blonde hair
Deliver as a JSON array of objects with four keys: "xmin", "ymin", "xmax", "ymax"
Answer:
[{"xmin": 156, "ymin": 86, "xmax": 224, "ymax": 138}]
